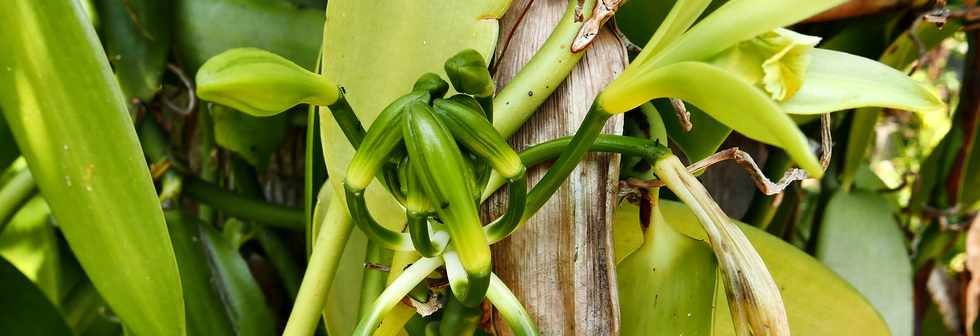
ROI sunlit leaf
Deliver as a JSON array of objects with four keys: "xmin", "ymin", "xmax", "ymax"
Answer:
[
  {"xmin": 646, "ymin": 0, "xmax": 847, "ymax": 68},
  {"xmin": 0, "ymin": 2, "xmax": 184, "ymax": 335},
  {"xmin": 781, "ymin": 49, "xmax": 944, "ymax": 115},
  {"xmin": 601, "ymin": 62, "xmax": 822, "ymax": 177},
  {"xmin": 0, "ymin": 196, "xmax": 59, "ymax": 302},
  {"xmin": 816, "ymin": 190, "xmax": 913, "ymax": 335}
]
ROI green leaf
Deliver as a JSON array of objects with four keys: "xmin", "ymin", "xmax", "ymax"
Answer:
[
  {"xmin": 658, "ymin": 200, "xmax": 889, "ymax": 335},
  {"xmin": 175, "ymin": 0, "xmax": 324, "ymax": 72},
  {"xmin": 210, "ymin": 104, "xmax": 288, "ymax": 169},
  {"xmin": 199, "ymin": 220, "xmax": 277, "ymax": 336},
  {"xmin": 616, "ymin": 201, "xmax": 717, "ymax": 336},
  {"xmin": 0, "ymin": 256, "xmax": 72, "ymax": 336},
  {"xmin": 164, "ymin": 212, "xmax": 236, "ymax": 336},
  {"xmin": 0, "ymin": 2, "xmax": 185, "ymax": 335},
  {"xmin": 93, "ymin": 0, "xmax": 173, "ymax": 102},
  {"xmin": 602, "ymin": 62, "xmax": 822, "ymax": 177},
  {"xmin": 646, "ymin": 0, "xmax": 847, "ymax": 67},
  {"xmin": 780, "ymin": 49, "xmax": 944, "ymax": 115},
  {"xmin": 0, "ymin": 196, "xmax": 60, "ymax": 302},
  {"xmin": 628, "ymin": 0, "xmax": 716, "ymax": 66},
  {"xmin": 815, "ymin": 190, "xmax": 912, "ymax": 336}
]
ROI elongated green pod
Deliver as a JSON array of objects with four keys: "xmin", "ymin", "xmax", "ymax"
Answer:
[
  {"xmin": 403, "ymin": 163, "xmax": 447, "ymax": 257},
  {"xmin": 440, "ymin": 293, "xmax": 483, "ymax": 336},
  {"xmin": 432, "ymin": 96, "xmax": 523, "ymax": 179},
  {"xmin": 403, "ymin": 101, "xmax": 491, "ymax": 305},
  {"xmin": 444, "ymin": 49, "xmax": 494, "ymax": 98},
  {"xmin": 345, "ymin": 91, "xmax": 428, "ymax": 191},
  {"xmin": 443, "ymin": 249, "xmax": 491, "ymax": 308},
  {"xmin": 196, "ymin": 48, "xmax": 340, "ymax": 117},
  {"xmin": 0, "ymin": 2, "xmax": 185, "ymax": 335}
]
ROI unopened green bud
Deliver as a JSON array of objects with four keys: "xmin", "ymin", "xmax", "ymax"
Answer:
[
  {"xmin": 444, "ymin": 49, "xmax": 494, "ymax": 98},
  {"xmin": 413, "ymin": 73, "xmax": 449, "ymax": 98},
  {"xmin": 196, "ymin": 48, "xmax": 339, "ymax": 117}
]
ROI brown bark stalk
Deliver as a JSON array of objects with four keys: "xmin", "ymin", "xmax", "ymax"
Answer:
[{"xmin": 486, "ymin": 0, "xmax": 627, "ymax": 334}]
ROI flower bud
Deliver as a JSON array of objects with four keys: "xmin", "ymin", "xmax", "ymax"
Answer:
[
  {"xmin": 196, "ymin": 48, "xmax": 339, "ymax": 117},
  {"xmin": 444, "ymin": 49, "xmax": 494, "ymax": 98}
]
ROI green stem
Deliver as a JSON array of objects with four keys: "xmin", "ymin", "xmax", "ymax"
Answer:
[
  {"xmin": 358, "ymin": 241, "xmax": 394, "ymax": 320},
  {"xmin": 183, "ymin": 177, "xmax": 304, "ymax": 229},
  {"xmin": 352, "ymin": 257, "xmax": 444, "ymax": 336},
  {"xmin": 492, "ymin": 0, "xmax": 596, "ymax": 138},
  {"xmin": 486, "ymin": 273, "xmax": 539, "ymax": 336},
  {"xmin": 327, "ymin": 92, "xmax": 366, "ymax": 149},
  {"xmin": 523, "ymin": 103, "xmax": 613, "ymax": 217},
  {"xmin": 0, "ymin": 167, "xmax": 36, "ymax": 226},
  {"xmin": 283, "ymin": 197, "xmax": 355, "ymax": 336}
]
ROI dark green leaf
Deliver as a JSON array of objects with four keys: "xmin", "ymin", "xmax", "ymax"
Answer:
[
  {"xmin": 0, "ymin": 256, "xmax": 72, "ymax": 336},
  {"xmin": 93, "ymin": 0, "xmax": 173, "ymax": 102},
  {"xmin": 210, "ymin": 104, "xmax": 288, "ymax": 169},
  {"xmin": 175, "ymin": 0, "xmax": 324, "ymax": 72}
]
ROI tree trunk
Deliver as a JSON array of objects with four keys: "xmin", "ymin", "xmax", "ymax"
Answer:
[{"xmin": 487, "ymin": 1, "xmax": 627, "ymax": 334}]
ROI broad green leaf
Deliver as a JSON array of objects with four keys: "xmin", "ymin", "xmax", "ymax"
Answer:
[
  {"xmin": 0, "ymin": 196, "xmax": 60, "ymax": 302},
  {"xmin": 616, "ymin": 201, "xmax": 717, "ymax": 336},
  {"xmin": 164, "ymin": 212, "xmax": 236, "ymax": 336},
  {"xmin": 647, "ymin": 0, "xmax": 847, "ymax": 68},
  {"xmin": 603, "ymin": 62, "xmax": 822, "ymax": 177},
  {"xmin": 199, "ymin": 221, "xmax": 276, "ymax": 336},
  {"xmin": 93, "ymin": 0, "xmax": 172, "ymax": 102},
  {"xmin": 0, "ymin": 256, "xmax": 72, "ymax": 336},
  {"xmin": 0, "ymin": 2, "xmax": 184, "ymax": 335},
  {"xmin": 658, "ymin": 200, "xmax": 889, "ymax": 335},
  {"xmin": 210, "ymin": 104, "xmax": 288, "ymax": 169},
  {"xmin": 815, "ymin": 190, "xmax": 912, "ymax": 336},
  {"xmin": 175, "ymin": 0, "xmax": 324, "ymax": 72},
  {"xmin": 780, "ymin": 49, "xmax": 944, "ymax": 115}
]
